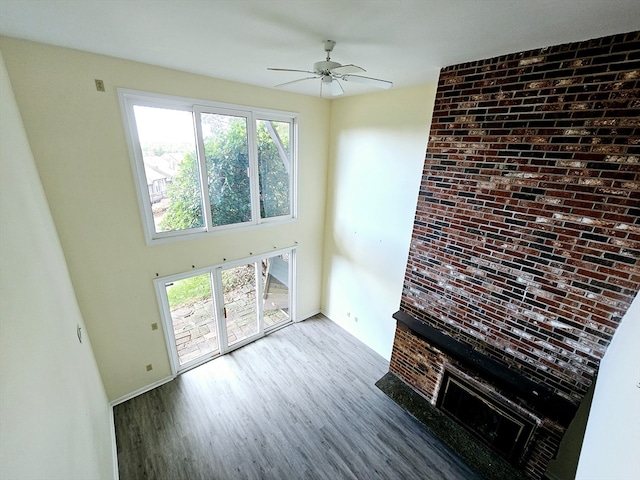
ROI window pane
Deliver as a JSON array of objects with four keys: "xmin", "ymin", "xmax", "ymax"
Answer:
[
  {"xmin": 165, "ymin": 273, "xmax": 218, "ymax": 366},
  {"xmin": 262, "ymin": 253, "xmax": 290, "ymax": 329},
  {"xmin": 200, "ymin": 113, "xmax": 251, "ymax": 227},
  {"xmin": 221, "ymin": 263, "xmax": 258, "ymax": 346},
  {"xmin": 257, "ymin": 120, "xmax": 291, "ymax": 218},
  {"xmin": 133, "ymin": 106, "xmax": 203, "ymax": 233}
]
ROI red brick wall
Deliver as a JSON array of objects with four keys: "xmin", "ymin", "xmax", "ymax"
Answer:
[
  {"xmin": 394, "ymin": 31, "xmax": 640, "ymax": 406},
  {"xmin": 389, "ymin": 324, "xmax": 446, "ymax": 402}
]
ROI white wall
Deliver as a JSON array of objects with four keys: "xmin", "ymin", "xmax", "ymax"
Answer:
[
  {"xmin": 0, "ymin": 52, "xmax": 115, "ymax": 479},
  {"xmin": 0, "ymin": 37, "xmax": 330, "ymax": 401},
  {"xmin": 575, "ymin": 291, "xmax": 640, "ymax": 480},
  {"xmin": 322, "ymin": 84, "xmax": 436, "ymax": 360}
]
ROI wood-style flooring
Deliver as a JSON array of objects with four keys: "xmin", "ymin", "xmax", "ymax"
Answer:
[{"xmin": 113, "ymin": 315, "xmax": 480, "ymax": 480}]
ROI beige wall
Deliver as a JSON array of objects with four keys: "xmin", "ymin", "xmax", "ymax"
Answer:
[
  {"xmin": 1, "ymin": 37, "xmax": 330, "ymax": 401},
  {"xmin": 0, "ymin": 51, "xmax": 115, "ymax": 479},
  {"xmin": 322, "ymin": 83, "xmax": 437, "ymax": 359}
]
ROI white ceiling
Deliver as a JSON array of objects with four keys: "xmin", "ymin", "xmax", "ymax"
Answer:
[{"xmin": 1, "ymin": 0, "xmax": 639, "ymax": 97}]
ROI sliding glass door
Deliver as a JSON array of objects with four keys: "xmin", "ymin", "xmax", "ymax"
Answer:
[
  {"xmin": 262, "ymin": 253, "xmax": 290, "ymax": 329},
  {"xmin": 156, "ymin": 248, "xmax": 295, "ymax": 374},
  {"xmin": 164, "ymin": 273, "xmax": 219, "ymax": 368},
  {"xmin": 220, "ymin": 263, "xmax": 260, "ymax": 347}
]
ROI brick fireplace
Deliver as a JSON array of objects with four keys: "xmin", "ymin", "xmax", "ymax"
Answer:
[{"xmin": 386, "ymin": 31, "xmax": 639, "ymax": 479}]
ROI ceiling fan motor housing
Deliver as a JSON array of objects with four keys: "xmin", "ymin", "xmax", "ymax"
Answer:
[{"xmin": 314, "ymin": 60, "xmax": 341, "ymax": 75}]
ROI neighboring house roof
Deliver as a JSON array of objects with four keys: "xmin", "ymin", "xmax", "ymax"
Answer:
[
  {"xmin": 144, "ymin": 165, "xmax": 168, "ymax": 183},
  {"xmin": 143, "ymin": 153, "xmax": 179, "ymax": 184}
]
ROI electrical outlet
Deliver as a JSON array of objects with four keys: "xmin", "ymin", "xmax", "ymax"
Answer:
[
  {"xmin": 146, "ymin": 364, "xmax": 153, "ymax": 371},
  {"xmin": 151, "ymin": 323, "xmax": 158, "ymax": 330},
  {"xmin": 94, "ymin": 79, "xmax": 105, "ymax": 92}
]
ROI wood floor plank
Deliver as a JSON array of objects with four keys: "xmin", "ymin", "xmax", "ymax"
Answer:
[{"xmin": 114, "ymin": 315, "xmax": 480, "ymax": 479}]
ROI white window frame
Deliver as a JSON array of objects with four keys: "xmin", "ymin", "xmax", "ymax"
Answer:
[{"xmin": 119, "ymin": 89, "xmax": 298, "ymax": 245}]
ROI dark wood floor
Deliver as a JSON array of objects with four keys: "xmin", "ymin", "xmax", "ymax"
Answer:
[{"xmin": 113, "ymin": 315, "xmax": 480, "ymax": 480}]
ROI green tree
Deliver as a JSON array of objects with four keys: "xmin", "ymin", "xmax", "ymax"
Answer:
[
  {"xmin": 159, "ymin": 118, "xmax": 289, "ymax": 232},
  {"xmin": 257, "ymin": 120, "xmax": 290, "ymax": 218},
  {"xmin": 207, "ymin": 118, "xmax": 252, "ymax": 227},
  {"xmin": 159, "ymin": 152, "xmax": 204, "ymax": 231}
]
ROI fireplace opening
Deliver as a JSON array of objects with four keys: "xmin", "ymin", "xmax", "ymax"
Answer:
[{"xmin": 437, "ymin": 371, "xmax": 536, "ymax": 463}]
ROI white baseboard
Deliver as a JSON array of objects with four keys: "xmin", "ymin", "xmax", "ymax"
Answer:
[
  {"xmin": 297, "ymin": 309, "xmax": 321, "ymax": 321},
  {"xmin": 109, "ymin": 374, "xmax": 174, "ymax": 407}
]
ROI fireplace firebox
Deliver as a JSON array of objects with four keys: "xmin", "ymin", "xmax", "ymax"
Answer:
[{"xmin": 437, "ymin": 371, "xmax": 536, "ymax": 462}]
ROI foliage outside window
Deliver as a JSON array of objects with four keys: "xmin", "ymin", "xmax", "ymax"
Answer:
[{"xmin": 119, "ymin": 90, "xmax": 297, "ymax": 243}]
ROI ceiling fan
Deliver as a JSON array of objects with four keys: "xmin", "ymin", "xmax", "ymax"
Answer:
[{"xmin": 268, "ymin": 40, "xmax": 393, "ymax": 97}]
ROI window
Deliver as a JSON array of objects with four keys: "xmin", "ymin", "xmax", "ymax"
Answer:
[{"xmin": 119, "ymin": 90, "xmax": 297, "ymax": 243}]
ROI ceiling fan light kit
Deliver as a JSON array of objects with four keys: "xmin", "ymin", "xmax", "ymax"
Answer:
[{"xmin": 268, "ymin": 39, "xmax": 393, "ymax": 97}]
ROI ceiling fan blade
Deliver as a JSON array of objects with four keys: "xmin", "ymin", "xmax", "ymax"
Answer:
[
  {"xmin": 331, "ymin": 64, "xmax": 366, "ymax": 75},
  {"xmin": 341, "ymin": 74, "xmax": 393, "ymax": 89},
  {"xmin": 268, "ymin": 68, "xmax": 316, "ymax": 75},
  {"xmin": 329, "ymin": 78, "xmax": 344, "ymax": 96},
  {"xmin": 274, "ymin": 76, "xmax": 319, "ymax": 88}
]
